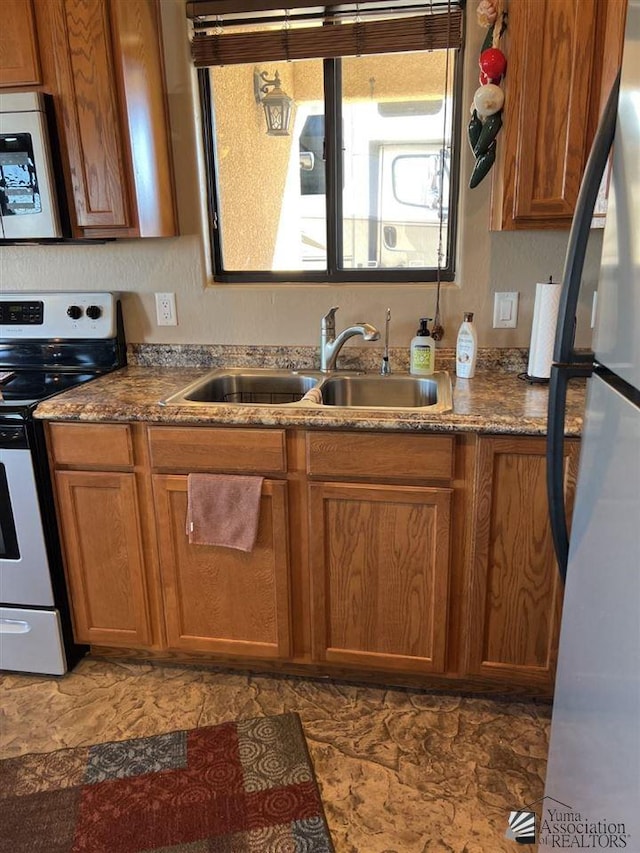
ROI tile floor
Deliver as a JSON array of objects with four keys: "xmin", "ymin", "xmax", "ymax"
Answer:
[{"xmin": 0, "ymin": 658, "xmax": 551, "ymax": 852}]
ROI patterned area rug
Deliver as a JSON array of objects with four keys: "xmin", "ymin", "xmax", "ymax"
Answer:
[{"xmin": 0, "ymin": 712, "xmax": 334, "ymax": 852}]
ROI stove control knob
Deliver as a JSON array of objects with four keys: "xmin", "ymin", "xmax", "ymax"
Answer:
[
  {"xmin": 86, "ymin": 305, "xmax": 102, "ymax": 320},
  {"xmin": 67, "ymin": 305, "xmax": 83, "ymax": 320}
]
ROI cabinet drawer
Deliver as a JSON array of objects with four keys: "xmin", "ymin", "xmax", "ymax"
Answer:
[
  {"xmin": 306, "ymin": 431, "xmax": 454, "ymax": 482},
  {"xmin": 148, "ymin": 427, "xmax": 287, "ymax": 474},
  {"xmin": 48, "ymin": 423, "xmax": 133, "ymax": 468}
]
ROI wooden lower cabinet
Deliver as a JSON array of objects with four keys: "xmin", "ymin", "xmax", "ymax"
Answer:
[
  {"xmin": 47, "ymin": 421, "xmax": 576, "ymax": 694},
  {"xmin": 153, "ymin": 475, "xmax": 291, "ymax": 659},
  {"xmin": 465, "ymin": 436, "xmax": 580, "ymax": 688},
  {"xmin": 309, "ymin": 482, "xmax": 452, "ymax": 673},
  {"xmin": 54, "ymin": 470, "xmax": 152, "ymax": 646}
]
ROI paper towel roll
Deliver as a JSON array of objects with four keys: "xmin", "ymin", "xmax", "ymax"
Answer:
[{"xmin": 527, "ymin": 281, "xmax": 563, "ymax": 379}]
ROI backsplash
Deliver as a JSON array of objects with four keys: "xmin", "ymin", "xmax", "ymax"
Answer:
[{"xmin": 127, "ymin": 344, "xmax": 530, "ymax": 374}]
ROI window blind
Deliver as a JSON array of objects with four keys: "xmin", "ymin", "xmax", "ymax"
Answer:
[{"xmin": 188, "ymin": 1, "xmax": 463, "ymax": 68}]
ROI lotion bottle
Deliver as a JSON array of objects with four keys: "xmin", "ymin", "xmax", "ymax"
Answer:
[
  {"xmin": 410, "ymin": 318, "xmax": 435, "ymax": 376},
  {"xmin": 456, "ymin": 312, "xmax": 478, "ymax": 378}
]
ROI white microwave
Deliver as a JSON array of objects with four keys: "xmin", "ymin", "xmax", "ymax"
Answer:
[{"xmin": 0, "ymin": 92, "xmax": 64, "ymax": 240}]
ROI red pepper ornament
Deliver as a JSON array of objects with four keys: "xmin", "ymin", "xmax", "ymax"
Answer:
[
  {"xmin": 479, "ymin": 47, "xmax": 507, "ymax": 81},
  {"xmin": 469, "ymin": 1, "xmax": 507, "ymax": 189}
]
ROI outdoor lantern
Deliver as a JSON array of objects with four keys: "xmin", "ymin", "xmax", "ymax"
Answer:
[{"xmin": 254, "ymin": 69, "xmax": 293, "ymax": 136}]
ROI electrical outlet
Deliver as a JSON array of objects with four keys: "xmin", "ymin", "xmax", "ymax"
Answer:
[
  {"xmin": 493, "ymin": 291, "xmax": 519, "ymax": 328},
  {"xmin": 155, "ymin": 292, "xmax": 177, "ymax": 326}
]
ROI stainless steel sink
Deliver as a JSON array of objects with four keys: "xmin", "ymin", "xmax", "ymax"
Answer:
[
  {"xmin": 319, "ymin": 372, "xmax": 452, "ymax": 411},
  {"xmin": 161, "ymin": 368, "xmax": 323, "ymax": 405},
  {"xmin": 160, "ymin": 367, "xmax": 452, "ymax": 412}
]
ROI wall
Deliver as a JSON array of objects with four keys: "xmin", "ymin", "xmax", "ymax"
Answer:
[
  {"xmin": 0, "ymin": 0, "xmax": 603, "ymax": 352},
  {"xmin": 212, "ymin": 62, "xmax": 296, "ymax": 269}
]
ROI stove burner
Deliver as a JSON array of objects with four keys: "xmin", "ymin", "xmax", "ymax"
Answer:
[{"xmin": 0, "ymin": 370, "xmax": 100, "ymax": 404}]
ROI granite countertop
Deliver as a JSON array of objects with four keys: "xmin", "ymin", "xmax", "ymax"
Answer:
[{"xmin": 34, "ymin": 362, "xmax": 586, "ymax": 436}]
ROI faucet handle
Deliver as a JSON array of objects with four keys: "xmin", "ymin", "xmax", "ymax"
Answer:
[{"xmin": 321, "ymin": 306, "xmax": 339, "ymax": 334}]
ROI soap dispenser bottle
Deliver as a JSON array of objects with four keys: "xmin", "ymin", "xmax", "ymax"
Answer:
[
  {"xmin": 410, "ymin": 318, "xmax": 435, "ymax": 376},
  {"xmin": 456, "ymin": 312, "xmax": 478, "ymax": 378}
]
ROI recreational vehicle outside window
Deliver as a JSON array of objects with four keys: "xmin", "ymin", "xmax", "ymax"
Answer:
[{"xmin": 191, "ymin": 3, "xmax": 464, "ymax": 283}]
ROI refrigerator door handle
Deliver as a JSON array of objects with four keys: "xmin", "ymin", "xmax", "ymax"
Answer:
[
  {"xmin": 547, "ymin": 70, "xmax": 620, "ymax": 582},
  {"xmin": 547, "ymin": 363, "xmax": 594, "ymax": 582},
  {"xmin": 554, "ymin": 71, "xmax": 621, "ymax": 364}
]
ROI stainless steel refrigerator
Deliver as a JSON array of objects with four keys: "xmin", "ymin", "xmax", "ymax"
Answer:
[{"xmin": 543, "ymin": 0, "xmax": 640, "ymax": 846}]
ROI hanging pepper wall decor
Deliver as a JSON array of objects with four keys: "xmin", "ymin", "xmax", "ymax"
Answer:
[{"xmin": 469, "ymin": 0, "xmax": 508, "ymax": 188}]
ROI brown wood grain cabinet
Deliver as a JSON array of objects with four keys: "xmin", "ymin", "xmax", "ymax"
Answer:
[
  {"xmin": 47, "ymin": 422, "xmax": 163, "ymax": 648},
  {"xmin": 32, "ymin": 0, "xmax": 176, "ymax": 238},
  {"xmin": 309, "ymin": 481, "xmax": 452, "ymax": 674},
  {"xmin": 465, "ymin": 436, "xmax": 580, "ymax": 688},
  {"xmin": 147, "ymin": 426, "xmax": 287, "ymax": 475},
  {"xmin": 153, "ymin": 476, "xmax": 291, "ymax": 658},
  {"xmin": 490, "ymin": 0, "xmax": 626, "ymax": 230},
  {"xmin": 0, "ymin": 0, "xmax": 41, "ymax": 87},
  {"xmin": 46, "ymin": 422, "xmax": 576, "ymax": 694},
  {"xmin": 148, "ymin": 426, "xmax": 292, "ymax": 660},
  {"xmin": 306, "ymin": 431, "xmax": 454, "ymax": 482},
  {"xmin": 54, "ymin": 470, "xmax": 152, "ymax": 646},
  {"xmin": 305, "ymin": 430, "xmax": 454, "ymax": 674}
]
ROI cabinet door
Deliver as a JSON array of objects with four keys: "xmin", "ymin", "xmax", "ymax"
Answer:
[
  {"xmin": 55, "ymin": 470, "xmax": 152, "ymax": 646},
  {"xmin": 38, "ymin": 0, "xmax": 131, "ymax": 231},
  {"xmin": 309, "ymin": 482, "xmax": 452, "ymax": 673},
  {"xmin": 110, "ymin": 0, "xmax": 177, "ymax": 237},
  {"xmin": 491, "ymin": 0, "xmax": 608, "ymax": 229},
  {"xmin": 154, "ymin": 476, "xmax": 291, "ymax": 659},
  {"xmin": 35, "ymin": 0, "xmax": 176, "ymax": 237},
  {"xmin": 466, "ymin": 437, "xmax": 579, "ymax": 688},
  {"xmin": 0, "ymin": 0, "xmax": 41, "ymax": 87}
]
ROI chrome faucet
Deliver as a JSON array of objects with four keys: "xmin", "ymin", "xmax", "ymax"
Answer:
[{"xmin": 320, "ymin": 306, "xmax": 380, "ymax": 372}]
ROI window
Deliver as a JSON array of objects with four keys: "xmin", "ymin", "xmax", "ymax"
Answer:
[{"xmin": 190, "ymin": 1, "xmax": 463, "ymax": 283}]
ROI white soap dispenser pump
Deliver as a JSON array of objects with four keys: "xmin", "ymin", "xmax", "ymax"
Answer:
[{"xmin": 410, "ymin": 318, "xmax": 435, "ymax": 376}]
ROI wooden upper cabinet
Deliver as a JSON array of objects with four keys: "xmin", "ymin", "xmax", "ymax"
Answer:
[
  {"xmin": 491, "ymin": 0, "xmax": 627, "ymax": 230},
  {"xmin": 34, "ymin": 0, "xmax": 176, "ymax": 238},
  {"xmin": 0, "ymin": 0, "xmax": 41, "ymax": 87},
  {"xmin": 109, "ymin": 0, "xmax": 177, "ymax": 237}
]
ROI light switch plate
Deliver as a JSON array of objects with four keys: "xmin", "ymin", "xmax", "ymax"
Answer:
[{"xmin": 493, "ymin": 291, "xmax": 519, "ymax": 328}]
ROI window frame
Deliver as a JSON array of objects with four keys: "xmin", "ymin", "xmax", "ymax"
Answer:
[{"xmin": 197, "ymin": 48, "xmax": 464, "ymax": 284}]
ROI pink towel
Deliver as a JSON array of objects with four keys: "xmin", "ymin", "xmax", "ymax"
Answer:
[{"xmin": 186, "ymin": 474, "xmax": 264, "ymax": 552}]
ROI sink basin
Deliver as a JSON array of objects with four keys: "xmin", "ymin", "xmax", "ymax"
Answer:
[
  {"xmin": 319, "ymin": 372, "xmax": 452, "ymax": 411},
  {"xmin": 161, "ymin": 368, "xmax": 323, "ymax": 405},
  {"xmin": 161, "ymin": 367, "xmax": 452, "ymax": 412}
]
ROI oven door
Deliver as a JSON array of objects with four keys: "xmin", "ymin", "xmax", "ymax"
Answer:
[
  {"xmin": 0, "ymin": 606, "xmax": 67, "ymax": 675},
  {"xmin": 0, "ymin": 428, "xmax": 54, "ymax": 606}
]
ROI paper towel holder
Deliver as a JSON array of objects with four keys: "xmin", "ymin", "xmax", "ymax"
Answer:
[
  {"xmin": 518, "ymin": 371, "xmax": 551, "ymax": 384},
  {"xmin": 518, "ymin": 275, "xmax": 561, "ymax": 384}
]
